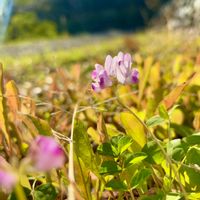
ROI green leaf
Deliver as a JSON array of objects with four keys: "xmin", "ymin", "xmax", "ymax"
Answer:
[
  {"xmin": 158, "ymin": 105, "xmax": 169, "ymax": 120},
  {"xmin": 99, "ymin": 160, "xmax": 122, "ymax": 175},
  {"xmin": 169, "ymin": 133, "xmax": 200, "ymax": 162},
  {"xmin": 167, "ymin": 139, "xmax": 187, "ymax": 161},
  {"xmin": 171, "ymin": 123, "xmax": 193, "ymax": 137},
  {"xmin": 105, "ymin": 178, "xmax": 127, "ymax": 191},
  {"xmin": 97, "ymin": 143, "xmax": 117, "ymax": 157},
  {"xmin": 33, "ymin": 183, "xmax": 57, "ymax": 200},
  {"xmin": 183, "ymin": 147, "xmax": 200, "ymax": 187},
  {"xmin": 106, "ymin": 124, "xmax": 123, "ymax": 137},
  {"xmin": 146, "ymin": 115, "xmax": 165, "ymax": 127},
  {"xmin": 73, "ymin": 156, "xmax": 92, "ymax": 200},
  {"xmin": 163, "ymin": 176, "xmax": 172, "ymax": 191},
  {"xmin": 183, "ymin": 132, "xmax": 200, "ymax": 145},
  {"xmin": 87, "ymin": 127, "xmax": 100, "ymax": 144},
  {"xmin": 130, "ymin": 168, "xmax": 152, "ymax": 189},
  {"xmin": 120, "ymin": 112, "xmax": 146, "ymax": 151},
  {"xmin": 118, "ymin": 135, "xmax": 133, "ymax": 154},
  {"xmin": 74, "ymin": 121, "xmax": 98, "ymax": 175},
  {"xmin": 110, "ymin": 135, "xmax": 121, "ymax": 147},
  {"xmin": 124, "ymin": 152, "xmax": 147, "ymax": 168},
  {"xmin": 109, "ymin": 135, "xmax": 133, "ymax": 155},
  {"xmin": 142, "ymin": 140, "xmax": 165, "ymax": 164}
]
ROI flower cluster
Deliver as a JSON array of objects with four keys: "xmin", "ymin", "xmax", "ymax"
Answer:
[
  {"xmin": 29, "ymin": 136, "xmax": 66, "ymax": 172},
  {"xmin": 91, "ymin": 52, "xmax": 139, "ymax": 92}
]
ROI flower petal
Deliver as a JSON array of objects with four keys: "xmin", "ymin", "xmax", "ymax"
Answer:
[
  {"xmin": 0, "ymin": 170, "xmax": 17, "ymax": 193},
  {"xmin": 130, "ymin": 68, "xmax": 139, "ymax": 83}
]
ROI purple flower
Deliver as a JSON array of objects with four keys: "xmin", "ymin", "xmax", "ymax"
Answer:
[
  {"xmin": 0, "ymin": 170, "xmax": 18, "ymax": 193},
  {"xmin": 29, "ymin": 136, "xmax": 66, "ymax": 172},
  {"xmin": 130, "ymin": 68, "xmax": 139, "ymax": 83},
  {"xmin": 91, "ymin": 64, "xmax": 112, "ymax": 92},
  {"xmin": 92, "ymin": 51, "xmax": 139, "ymax": 92},
  {"xmin": 115, "ymin": 52, "xmax": 139, "ymax": 84}
]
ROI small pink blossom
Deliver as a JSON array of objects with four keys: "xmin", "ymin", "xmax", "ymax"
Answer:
[
  {"xmin": 0, "ymin": 170, "xmax": 17, "ymax": 193},
  {"xmin": 29, "ymin": 136, "xmax": 66, "ymax": 172}
]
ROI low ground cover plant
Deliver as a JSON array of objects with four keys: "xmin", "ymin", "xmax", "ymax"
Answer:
[{"xmin": 0, "ymin": 48, "xmax": 200, "ymax": 200}]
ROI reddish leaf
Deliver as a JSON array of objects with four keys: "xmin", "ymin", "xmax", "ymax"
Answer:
[{"xmin": 161, "ymin": 72, "xmax": 197, "ymax": 110}]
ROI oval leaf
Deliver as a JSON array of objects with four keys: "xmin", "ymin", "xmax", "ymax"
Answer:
[{"xmin": 120, "ymin": 112, "xmax": 146, "ymax": 150}]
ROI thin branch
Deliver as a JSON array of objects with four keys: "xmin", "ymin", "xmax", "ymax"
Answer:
[{"xmin": 68, "ymin": 104, "xmax": 78, "ymax": 200}]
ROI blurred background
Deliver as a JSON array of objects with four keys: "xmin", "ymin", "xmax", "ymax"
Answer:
[
  {"xmin": 0, "ymin": 0, "xmax": 200, "ymax": 84},
  {"xmin": 1, "ymin": 0, "xmax": 171, "ymax": 42}
]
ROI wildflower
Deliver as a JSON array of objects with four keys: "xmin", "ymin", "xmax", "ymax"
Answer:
[
  {"xmin": 29, "ymin": 136, "xmax": 66, "ymax": 172},
  {"xmin": 0, "ymin": 170, "xmax": 18, "ymax": 193},
  {"xmin": 91, "ymin": 64, "xmax": 112, "ymax": 92},
  {"xmin": 115, "ymin": 52, "xmax": 139, "ymax": 84},
  {"xmin": 92, "ymin": 52, "xmax": 139, "ymax": 92}
]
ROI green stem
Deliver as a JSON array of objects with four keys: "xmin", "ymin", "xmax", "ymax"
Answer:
[{"xmin": 167, "ymin": 120, "xmax": 173, "ymax": 185}]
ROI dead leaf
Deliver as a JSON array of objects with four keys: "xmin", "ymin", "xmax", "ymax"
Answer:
[{"xmin": 161, "ymin": 72, "xmax": 197, "ymax": 110}]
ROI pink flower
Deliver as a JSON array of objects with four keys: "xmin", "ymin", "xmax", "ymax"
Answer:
[
  {"xmin": 0, "ymin": 170, "xmax": 17, "ymax": 193},
  {"xmin": 29, "ymin": 136, "xmax": 66, "ymax": 172},
  {"xmin": 91, "ymin": 52, "xmax": 139, "ymax": 92}
]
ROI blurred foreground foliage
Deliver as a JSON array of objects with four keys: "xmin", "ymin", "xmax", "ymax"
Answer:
[{"xmin": 0, "ymin": 29, "xmax": 200, "ymax": 199}]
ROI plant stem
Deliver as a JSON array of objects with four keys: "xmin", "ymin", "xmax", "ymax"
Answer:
[
  {"xmin": 129, "ymin": 190, "xmax": 136, "ymax": 200},
  {"xmin": 68, "ymin": 104, "xmax": 78, "ymax": 200},
  {"xmin": 166, "ymin": 120, "xmax": 173, "ymax": 187}
]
